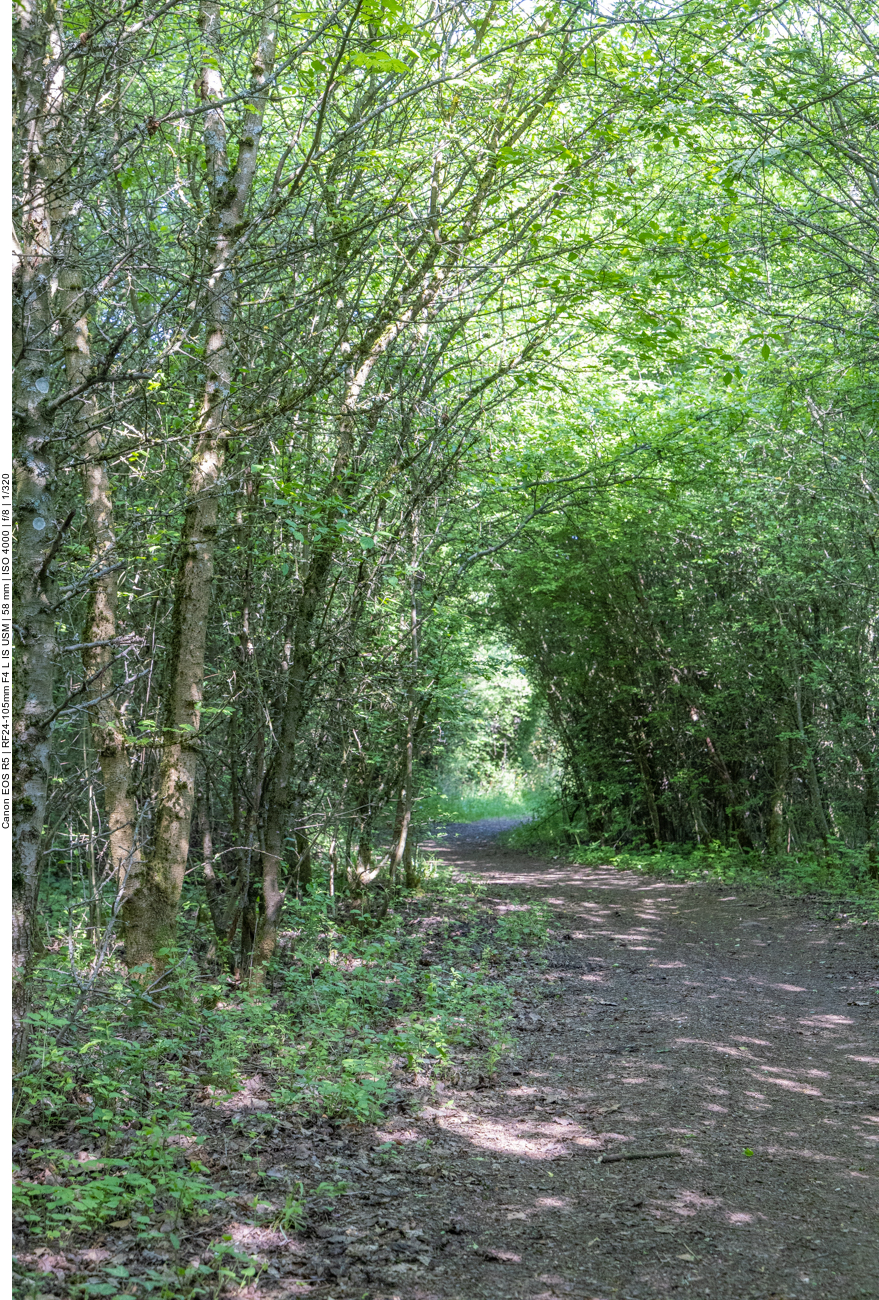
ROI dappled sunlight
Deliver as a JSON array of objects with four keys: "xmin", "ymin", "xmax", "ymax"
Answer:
[
  {"xmin": 745, "ymin": 974, "xmax": 810, "ymax": 992},
  {"xmin": 18, "ymin": 10, "xmax": 879, "ymax": 1300},
  {"xmin": 675, "ymin": 1037, "xmax": 765, "ymax": 1059},
  {"xmin": 435, "ymin": 1110, "xmax": 591, "ymax": 1160},
  {"xmin": 656, "ymin": 1188, "xmax": 720, "ymax": 1217},
  {"xmin": 203, "ymin": 1073, "xmax": 272, "ymax": 1114},
  {"xmin": 373, "ymin": 1127, "xmax": 421, "ymax": 1143},
  {"xmin": 223, "ymin": 1221, "xmax": 301, "ymax": 1252},
  {"xmin": 746, "ymin": 1071, "xmax": 822, "ymax": 1096},
  {"xmin": 761, "ymin": 1145, "xmax": 851, "ymax": 1164},
  {"xmin": 165, "ymin": 1133, "xmax": 200, "ymax": 1151}
]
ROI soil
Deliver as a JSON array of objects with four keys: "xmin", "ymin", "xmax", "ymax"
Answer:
[
  {"xmin": 396, "ymin": 825, "xmax": 878, "ymax": 1300},
  {"xmin": 16, "ymin": 823, "xmax": 879, "ymax": 1300}
]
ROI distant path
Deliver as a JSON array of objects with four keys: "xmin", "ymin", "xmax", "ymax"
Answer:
[
  {"xmin": 427, "ymin": 815, "xmax": 532, "ymax": 844},
  {"xmin": 404, "ymin": 819, "xmax": 878, "ymax": 1300}
]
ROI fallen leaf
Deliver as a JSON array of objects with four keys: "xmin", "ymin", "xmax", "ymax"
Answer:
[
  {"xmin": 108, "ymin": 1219, "xmax": 131, "ymax": 1228},
  {"xmin": 506, "ymin": 1212, "xmax": 528, "ymax": 1220},
  {"xmin": 654, "ymin": 1226, "xmax": 677, "ymax": 1234},
  {"xmin": 677, "ymin": 1251, "xmax": 698, "ymax": 1262}
]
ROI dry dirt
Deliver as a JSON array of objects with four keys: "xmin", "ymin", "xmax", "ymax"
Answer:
[{"xmin": 377, "ymin": 824, "xmax": 877, "ymax": 1300}]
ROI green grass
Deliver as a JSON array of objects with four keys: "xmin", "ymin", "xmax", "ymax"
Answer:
[{"xmin": 419, "ymin": 787, "xmax": 541, "ymax": 823}]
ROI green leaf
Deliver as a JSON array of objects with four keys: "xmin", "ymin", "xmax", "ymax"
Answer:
[{"xmin": 349, "ymin": 50, "xmax": 409, "ymax": 74}]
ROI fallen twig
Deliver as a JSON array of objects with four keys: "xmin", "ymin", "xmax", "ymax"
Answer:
[{"xmin": 596, "ymin": 1149, "xmax": 682, "ymax": 1164}]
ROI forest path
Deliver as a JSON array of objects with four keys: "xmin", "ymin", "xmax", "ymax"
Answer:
[{"xmin": 381, "ymin": 823, "xmax": 878, "ymax": 1300}]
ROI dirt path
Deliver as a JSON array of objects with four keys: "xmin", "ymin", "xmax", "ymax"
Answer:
[{"xmin": 345, "ymin": 825, "xmax": 878, "ymax": 1300}]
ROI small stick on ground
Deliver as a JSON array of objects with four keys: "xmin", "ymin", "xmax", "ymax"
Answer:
[{"xmin": 596, "ymin": 1149, "xmax": 683, "ymax": 1164}]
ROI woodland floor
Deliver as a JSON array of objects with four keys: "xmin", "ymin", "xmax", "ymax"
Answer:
[
  {"xmin": 17, "ymin": 823, "xmax": 879, "ymax": 1300},
  {"xmin": 395, "ymin": 823, "xmax": 879, "ymax": 1300}
]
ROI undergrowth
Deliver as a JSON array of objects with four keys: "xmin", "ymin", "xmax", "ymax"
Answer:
[
  {"xmin": 504, "ymin": 808, "xmax": 879, "ymax": 915},
  {"xmin": 13, "ymin": 854, "xmax": 547, "ymax": 1295}
]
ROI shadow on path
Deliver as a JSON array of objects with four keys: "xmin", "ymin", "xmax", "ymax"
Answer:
[{"xmin": 400, "ymin": 820, "xmax": 879, "ymax": 1300}]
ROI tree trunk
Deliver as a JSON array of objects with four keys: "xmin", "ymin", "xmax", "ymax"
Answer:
[
  {"xmin": 252, "ymin": 548, "xmax": 339, "ymax": 981},
  {"xmin": 389, "ymin": 783, "xmax": 408, "ymax": 889},
  {"xmin": 390, "ymin": 591, "xmax": 419, "ymax": 888},
  {"xmin": 398, "ymin": 711, "xmax": 418, "ymax": 889},
  {"xmin": 294, "ymin": 823, "xmax": 312, "ymax": 892},
  {"xmin": 768, "ymin": 730, "xmax": 789, "ymax": 856},
  {"xmin": 58, "ymin": 244, "xmax": 141, "ymax": 909},
  {"xmin": 196, "ymin": 781, "xmax": 222, "ymax": 935},
  {"xmin": 11, "ymin": 0, "xmax": 65, "ymax": 1064},
  {"xmin": 120, "ymin": 1, "xmax": 276, "ymax": 969}
]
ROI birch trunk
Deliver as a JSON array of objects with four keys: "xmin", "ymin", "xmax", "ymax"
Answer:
[
  {"xmin": 120, "ymin": 1, "xmax": 277, "ymax": 969},
  {"xmin": 11, "ymin": 0, "xmax": 65, "ymax": 1062}
]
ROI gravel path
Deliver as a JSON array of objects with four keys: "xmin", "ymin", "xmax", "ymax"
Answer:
[{"xmin": 398, "ymin": 821, "xmax": 879, "ymax": 1300}]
